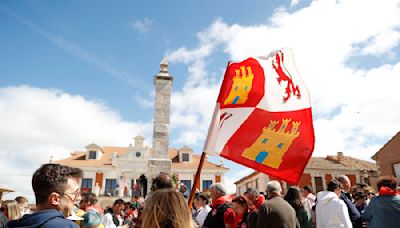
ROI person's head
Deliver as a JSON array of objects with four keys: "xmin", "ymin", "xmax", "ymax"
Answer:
[
  {"xmin": 179, "ymin": 183, "xmax": 187, "ymax": 193},
  {"xmin": 132, "ymin": 195, "xmax": 140, "ymax": 202},
  {"xmin": 266, "ymin": 181, "xmax": 282, "ymax": 197},
  {"xmin": 328, "ymin": 180, "xmax": 342, "ymax": 197},
  {"xmin": 32, "ymin": 163, "xmax": 83, "ymax": 215},
  {"xmin": 0, "ymin": 200, "xmax": 14, "ymax": 216},
  {"xmin": 337, "ymin": 175, "xmax": 351, "ymax": 192},
  {"xmin": 80, "ymin": 192, "xmax": 98, "ymax": 211},
  {"xmin": 83, "ymin": 210, "xmax": 102, "ymax": 228},
  {"xmin": 364, "ymin": 186, "xmax": 376, "ymax": 199},
  {"xmin": 302, "ymin": 186, "xmax": 312, "ymax": 197},
  {"xmin": 377, "ymin": 176, "xmax": 397, "ymax": 191},
  {"xmin": 14, "ymin": 196, "xmax": 30, "ymax": 216},
  {"xmin": 142, "ymin": 188, "xmax": 193, "ymax": 228},
  {"xmin": 112, "ymin": 199, "xmax": 125, "ymax": 215},
  {"xmin": 209, "ymin": 183, "xmax": 226, "ymax": 201},
  {"xmin": 353, "ymin": 192, "xmax": 366, "ymax": 206},
  {"xmin": 14, "ymin": 196, "xmax": 28, "ymax": 205},
  {"xmin": 284, "ymin": 187, "xmax": 304, "ymax": 210},
  {"xmin": 232, "ymin": 196, "xmax": 250, "ymax": 215},
  {"xmin": 195, "ymin": 193, "xmax": 209, "ymax": 208},
  {"xmin": 244, "ymin": 188, "xmax": 258, "ymax": 202},
  {"xmin": 153, "ymin": 172, "xmax": 173, "ymax": 190}
]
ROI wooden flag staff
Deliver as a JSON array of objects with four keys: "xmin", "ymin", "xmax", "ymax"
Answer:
[{"xmin": 188, "ymin": 151, "xmax": 207, "ymax": 209}]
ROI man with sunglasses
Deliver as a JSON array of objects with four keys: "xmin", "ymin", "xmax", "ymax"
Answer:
[{"xmin": 8, "ymin": 163, "xmax": 83, "ymax": 228}]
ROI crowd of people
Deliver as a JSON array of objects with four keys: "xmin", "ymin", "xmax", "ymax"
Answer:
[{"xmin": 1, "ymin": 163, "xmax": 400, "ymax": 228}]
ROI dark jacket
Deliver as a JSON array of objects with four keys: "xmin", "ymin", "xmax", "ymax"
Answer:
[
  {"xmin": 362, "ymin": 195, "xmax": 400, "ymax": 228},
  {"xmin": 7, "ymin": 209, "xmax": 78, "ymax": 228},
  {"xmin": 256, "ymin": 196, "xmax": 299, "ymax": 228},
  {"xmin": 203, "ymin": 203, "xmax": 232, "ymax": 228},
  {"xmin": 294, "ymin": 207, "xmax": 311, "ymax": 228},
  {"xmin": 340, "ymin": 191, "xmax": 361, "ymax": 227}
]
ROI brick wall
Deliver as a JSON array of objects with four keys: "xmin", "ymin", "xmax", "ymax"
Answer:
[
  {"xmin": 298, "ymin": 173, "xmax": 312, "ymax": 187},
  {"xmin": 374, "ymin": 133, "xmax": 400, "ymax": 177},
  {"xmin": 325, "ymin": 174, "xmax": 332, "ymax": 185}
]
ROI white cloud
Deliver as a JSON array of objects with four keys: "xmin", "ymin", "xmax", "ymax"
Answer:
[
  {"xmin": 131, "ymin": 18, "xmax": 153, "ymax": 33},
  {"xmin": 0, "ymin": 86, "xmax": 152, "ymax": 202},
  {"xmin": 360, "ymin": 29, "xmax": 400, "ymax": 56},
  {"xmin": 223, "ymin": 166, "xmax": 254, "ymax": 193},
  {"xmin": 166, "ymin": 0, "xmax": 400, "ymax": 190},
  {"xmin": 291, "ymin": 0, "xmax": 301, "ymax": 7}
]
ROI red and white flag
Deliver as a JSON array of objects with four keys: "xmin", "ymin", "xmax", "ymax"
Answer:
[{"xmin": 204, "ymin": 48, "xmax": 315, "ymax": 184}]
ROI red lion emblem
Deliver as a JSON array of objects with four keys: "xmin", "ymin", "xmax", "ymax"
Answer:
[{"xmin": 272, "ymin": 51, "xmax": 301, "ymax": 103}]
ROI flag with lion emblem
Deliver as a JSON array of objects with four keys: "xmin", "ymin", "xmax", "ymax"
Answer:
[{"xmin": 204, "ymin": 48, "xmax": 315, "ymax": 184}]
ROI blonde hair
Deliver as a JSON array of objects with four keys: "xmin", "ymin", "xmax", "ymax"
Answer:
[
  {"xmin": 142, "ymin": 188, "xmax": 193, "ymax": 228},
  {"xmin": 7, "ymin": 201, "xmax": 22, "ymax": 220}
]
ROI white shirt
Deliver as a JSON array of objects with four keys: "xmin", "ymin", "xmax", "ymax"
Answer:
[
  {"xmin": 316, "ymin": 191, "xmax": 352, "ymax": 228},
  {"xmin": 102, "ymin": 213, "xmax": 117, "ymax": 228},
  {"xmin": 102, "ymin": 213, "xmax": 124, "ymax": 228},
  {"xmin": 195, "ymin": 204, "xmax": 212, "ymax": 227}
]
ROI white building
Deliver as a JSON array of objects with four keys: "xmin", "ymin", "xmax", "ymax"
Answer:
[{"xmin": 55, "ymin": 60, "xmax": 228, "ymax": 197}]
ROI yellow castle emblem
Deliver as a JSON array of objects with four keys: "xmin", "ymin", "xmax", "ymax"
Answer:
[
  {"xmin": 241, "ymin": 119, "xmax": 301, "ymax": 169},
  {"xmin": 224, "ymin": 65, "xmax": 254, "ymax": 105}
]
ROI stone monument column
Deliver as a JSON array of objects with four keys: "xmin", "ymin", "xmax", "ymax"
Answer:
[{"xmin": 148, "ymin": 59, "xmax": 173, "ymax": 191}]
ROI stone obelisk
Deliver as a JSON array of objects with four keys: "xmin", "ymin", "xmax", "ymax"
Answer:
[{"xmin": 148, "ymin": 59, "xmax": 173, "ymax": 177}]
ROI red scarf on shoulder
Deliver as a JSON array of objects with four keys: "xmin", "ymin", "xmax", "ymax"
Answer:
[{"xmin": 379, "ymin": 186, "xmax": 398, "ymax": 196}]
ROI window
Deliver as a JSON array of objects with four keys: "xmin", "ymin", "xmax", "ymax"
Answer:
[
  {"xmin": 393, "ymin": 163, "xmax": 400, "ymax": 179},
  {"xmin": 203, "ymin": 180, "xmax": 212, "ymax": 191},
  {"xmin": 314, "ymin": 176, "xmax": 324, "ymax": 193},
  {"xmin": 135, "ymin": 152, "xmax": 141, "ymax": 157},
  {"xmin": 105, "ymin": 179, "xmax": 117, "ymax": 196},
  {"xmin": 88, "ymin": 151, "xmax": 96, "ymax": 160},
  {"xmin": 182, "ymin": 153, "xmax": 189, "ymax": 162},
  {"xmin": 255, "ymin": 178, "xmax": 258, "ymax": 189},
  {"xmin": 81, "ymin": 178, "xmax": 93, "ymax": 193},
  {"xmin": 180, "ymin": 180, "xmax": 192, "ymax": 194}
]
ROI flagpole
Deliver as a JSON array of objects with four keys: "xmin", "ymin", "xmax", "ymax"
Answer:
[{"xmin": 188, "ymin": 151, "xmax": 206, "ymax": 209}]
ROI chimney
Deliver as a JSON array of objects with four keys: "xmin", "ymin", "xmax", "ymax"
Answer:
[{"xmin": 337, "ymin": 152, "xmax": 344, "ymax": 162}]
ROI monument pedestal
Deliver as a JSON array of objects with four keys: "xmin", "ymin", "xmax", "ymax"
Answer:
[{"xmin": 147, "ymin": 159, "xmax": 172, "ymax": 192}]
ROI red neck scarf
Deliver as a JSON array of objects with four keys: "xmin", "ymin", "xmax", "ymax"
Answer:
[{"xmin": 379, "ymin": 186, "xmax": 397, "ymax": 196}]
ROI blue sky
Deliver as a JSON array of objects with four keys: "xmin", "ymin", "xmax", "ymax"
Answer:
[{"xmin": 1, "ymin": 0, "xmax": 400, "ymax": 200}]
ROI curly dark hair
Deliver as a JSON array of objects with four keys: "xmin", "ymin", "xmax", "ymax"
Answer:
[
  {"xmin": 32, "ymin": 163, "xmax": 83, "ymax": 204},
  {"xmin": 377, "ymin": 176, "xmax": 397, "ymax": 190}
]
